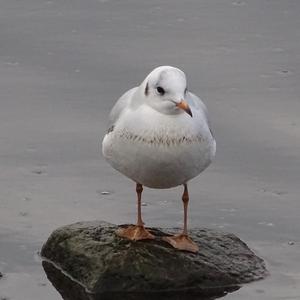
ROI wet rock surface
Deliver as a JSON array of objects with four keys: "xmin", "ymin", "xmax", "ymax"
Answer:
[{"xmin": 41, "ymin": 221, "xmax": 267, "ymax": 300}]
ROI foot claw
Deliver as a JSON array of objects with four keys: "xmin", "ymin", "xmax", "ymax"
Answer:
[
  {"xmin": 163, "ymin": 234, "xmax": 199, "ymax": 253},
  {"xmin": 116, "ymin": 225, "xmax": 155, "ymax": 241}
]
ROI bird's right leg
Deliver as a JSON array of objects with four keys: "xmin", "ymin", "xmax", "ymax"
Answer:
[{"xmin": 116, "ymin": 183, "xmax": 155, "ymax": 240}]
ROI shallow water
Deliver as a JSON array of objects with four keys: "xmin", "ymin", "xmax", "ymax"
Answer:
[{"xmin": 0, "ymin": 0, "xmax": 300, "ymax": 299}]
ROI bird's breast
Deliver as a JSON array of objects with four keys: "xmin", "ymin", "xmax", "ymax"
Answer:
[
  {"xmin": 116, "ymin": 128, "xmax": 204, "ymax": 147},
  {"xmin": 102, "ymin": 126, "xmax": 215, "ymax": 188}
]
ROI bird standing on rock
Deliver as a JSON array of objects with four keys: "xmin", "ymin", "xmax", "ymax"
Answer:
[{"xmin": 102, "ymin": 66, "xmax": 216, "ymax": 253}]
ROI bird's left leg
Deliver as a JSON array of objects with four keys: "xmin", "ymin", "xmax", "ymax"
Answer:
[
  {"xmin": 116, "ymin": 183, "xmax": 155, "ymax": 241},
  {"xmin": 163, "ymin": 183, "xmax": 199, "ymax": 253}
]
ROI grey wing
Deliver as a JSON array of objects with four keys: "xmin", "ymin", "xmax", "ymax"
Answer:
[
  {"xmin": 186, "ymin": 91, "xmax": 209, "ymax": 122},
  {"xmin": 186, "ymin": 91, "xmax": 214, "ymax": 137},
  {"xmin": 107, "ymin": 87, "xmax": 138, "ymax": 132}
]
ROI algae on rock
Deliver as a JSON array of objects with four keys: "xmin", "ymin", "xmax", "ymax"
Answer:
[{"xmin": 41, "ymin": 221, "xmax": 267, "ymax": 300}]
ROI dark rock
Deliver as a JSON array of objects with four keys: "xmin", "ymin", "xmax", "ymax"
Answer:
[{"xmin": 41, "ymin": 221, "xmax": 267, "ymax": 300}]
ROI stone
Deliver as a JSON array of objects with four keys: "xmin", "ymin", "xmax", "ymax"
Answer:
[{"xmin": 41, "ymin": 221, "xmax": 267, "ymax": 300}]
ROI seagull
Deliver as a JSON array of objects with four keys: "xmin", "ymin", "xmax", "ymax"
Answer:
[{"xmin": 102, "ymin": 66, "xmax": 216, "ymax": 253}]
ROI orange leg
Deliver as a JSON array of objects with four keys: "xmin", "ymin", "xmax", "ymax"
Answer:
[
  {"xmin": 116, "ymin": 183, "xmax": 155, "ymax": 241},
  {"xmin": 163, "ymin": 184, "xmax": 199, "ymax": 253}
]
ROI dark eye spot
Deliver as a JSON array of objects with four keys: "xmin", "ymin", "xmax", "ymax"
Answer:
[
  {"xmin": 156, "ymin": 86, "xmax": 165, "ymax": 95},
  {"xmin": 145, "ymin": 83, "xmax": 149, "ymax": 96}
]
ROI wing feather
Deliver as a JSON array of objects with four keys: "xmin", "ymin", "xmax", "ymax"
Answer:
[
  {"xmin": 107, "ymin": 87, "xmax": 138, "ymax": 130},
  {"xmin": 186, "ymin": 91, "xmax": 214, "ymax": 137}
]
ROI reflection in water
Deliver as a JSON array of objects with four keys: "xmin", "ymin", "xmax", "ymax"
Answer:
[{"xmin": 42, "ymin": 260, "xmax": 240, "ymax": 300}]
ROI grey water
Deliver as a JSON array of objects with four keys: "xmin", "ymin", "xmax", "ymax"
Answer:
[{"xmin": 0, "ymin": 0, "xmax": 300, "ymax": 299}]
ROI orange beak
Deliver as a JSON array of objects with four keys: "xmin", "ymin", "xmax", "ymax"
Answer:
[{"xmin": 176, "ymin": 100, "xmax": 193, "ymax": 117}]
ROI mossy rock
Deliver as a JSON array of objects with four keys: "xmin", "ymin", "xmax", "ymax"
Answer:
[{"xmin": 41, "ymin": 221, "xmax": 267, "ymax": 300}]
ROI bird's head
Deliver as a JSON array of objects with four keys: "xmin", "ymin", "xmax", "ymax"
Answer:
[{"xmin": 141, "ymin": 66, "xmax": 192, "ymax": 117}]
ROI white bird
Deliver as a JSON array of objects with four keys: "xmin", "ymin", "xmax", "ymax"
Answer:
[{"xmin": 102, "ymin": 66, "xmax": 216, "ymax": 252}]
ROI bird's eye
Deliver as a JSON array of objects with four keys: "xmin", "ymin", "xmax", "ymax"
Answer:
[{"xmin": 156, "ymin": 86, "xmax": 165, "ymax": 95}]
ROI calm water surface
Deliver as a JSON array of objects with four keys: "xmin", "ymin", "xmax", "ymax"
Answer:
[{"xmin": 0, "ymin": 1, "xmax": 299, "ymax": 299}]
